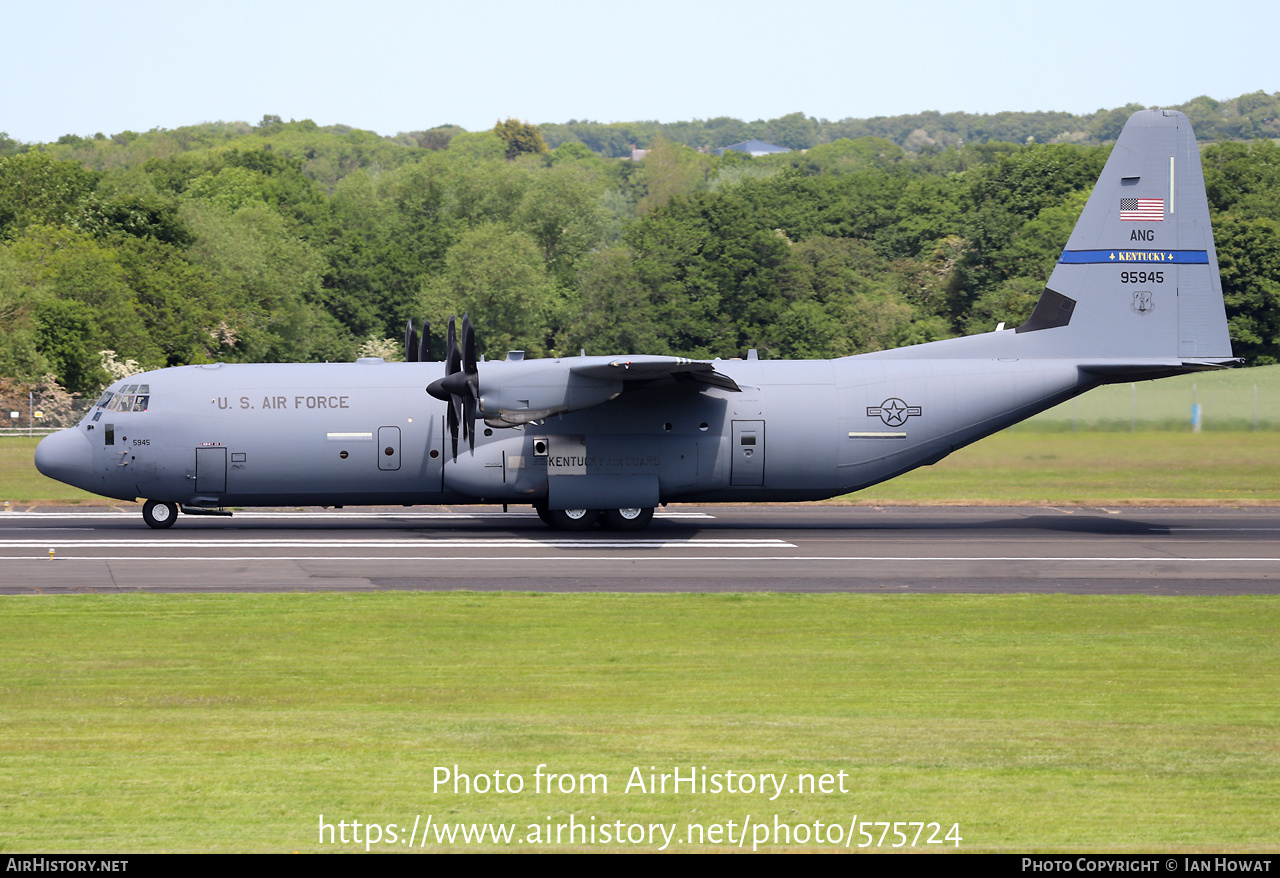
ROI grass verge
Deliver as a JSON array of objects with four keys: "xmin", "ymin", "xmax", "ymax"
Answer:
[
  {"xmin": 847, "ymin": 432, "xmax": 1280, "ymax": 505},
  {"xmin": 2, "ymin": 593, "xmax": 1277, "ymax": 852},
  {"xmin": 0, "ymin": 438, "xmax": 110, "ymax": 506}
]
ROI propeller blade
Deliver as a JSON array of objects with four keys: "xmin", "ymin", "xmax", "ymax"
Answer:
[
  {"xmin": 464, "ymin": 394, "xmax": 476, "ymax": 454},
  {"xmin": 405, "ymin": 320, "xmax": 418, "ymax": 363},
  {"xmin": 461, "ymin": 313, "xmax": 476, "ymax": 376},
  {"xmin": 419, "ymin": 318, "xmax": 432, "ymax": 362},
  {"xmin": 447, "ymin": 397, "xmax": 459, "ymax": 461},
  {"xmin": 446, "ymin": 316, "xmax": 460, "ymax": 375}
]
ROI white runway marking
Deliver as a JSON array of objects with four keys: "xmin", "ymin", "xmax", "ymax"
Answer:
[
  {"xmin": 0, "ymin": 511, "xmax": 715, "ymax": 520},
  {"xmin": 2, "ymin": 538, "xmax": 793, "ymax": 550},
  {"xmin": 6, "ymin": 553, "xmax": 1280, "ymax": 563}
]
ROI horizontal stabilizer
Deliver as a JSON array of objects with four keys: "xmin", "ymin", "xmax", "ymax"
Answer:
[{"xmin": 1078, "ymin": 358, "xmax": 1241, "ymax": 382}]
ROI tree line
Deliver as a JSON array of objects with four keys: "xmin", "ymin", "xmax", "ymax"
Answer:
[
  {"xmin": 0, "ymin": 104, "xmax": 1277, "ymax": 400},
  {"xmin": 9, "ymin": 91, "xmax": 1277, "ymax": 168}
]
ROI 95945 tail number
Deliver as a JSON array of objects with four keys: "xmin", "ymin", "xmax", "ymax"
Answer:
[{"xmin": 1120, "ymin": 270, "xmax": 1164, "ymax": 284}]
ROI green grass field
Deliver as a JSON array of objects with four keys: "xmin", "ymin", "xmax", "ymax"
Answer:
[
  {"xmin": 1, "ymin": 593, "xmax": 1277, "ymax": 852},
  {"xmin": 848, "ymin": 432, "xmax": 1280, "ymax": 505},
  {"xmin": 4, "ymin": 431, "xmax": 1279, "ymax": 507},
  {"xmin": 1, "ymin": 438, "xmax": 108, "ymax": 506},
  {"xmin": 1021, "ymin": 364, "xmax": 1280, "ymax": 431}
]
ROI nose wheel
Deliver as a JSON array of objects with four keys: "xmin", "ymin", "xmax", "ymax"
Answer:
[{"xmin": 142, "ymin": 500, "xmax": 179, "ymax": 529}]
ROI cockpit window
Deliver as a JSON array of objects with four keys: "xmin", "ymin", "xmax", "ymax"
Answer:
[{"xmin": 99, "ymin": 384, "xmax": 150, "ymax": 413}]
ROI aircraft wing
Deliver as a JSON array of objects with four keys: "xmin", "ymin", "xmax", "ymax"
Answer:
[
  {"xmin": 569, "ymin": 356, "xmax": 742, "ymax": 392},
  {"xmin": 466, "ymin": 355, "xmax": 742, "ymax": 430}
]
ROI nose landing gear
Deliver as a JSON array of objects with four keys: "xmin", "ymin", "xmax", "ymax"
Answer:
[{"xmin": 142, "ymin": 500, "xmax": 179, "ymax": 529}]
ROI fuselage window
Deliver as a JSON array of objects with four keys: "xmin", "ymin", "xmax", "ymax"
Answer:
[{"xmin": 105, "ymin": 424, "xmax": 115, "ymax": 446}]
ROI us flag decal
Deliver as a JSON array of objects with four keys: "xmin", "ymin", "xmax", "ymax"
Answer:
[{"xmin": 1120, "ymin": 198, "xmax": 1164, "ymax": 221}]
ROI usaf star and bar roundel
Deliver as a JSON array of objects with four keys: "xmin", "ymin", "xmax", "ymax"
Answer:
[{"xmin": 867, "ymin": 398, "xmax": 922, "ymax": 428}]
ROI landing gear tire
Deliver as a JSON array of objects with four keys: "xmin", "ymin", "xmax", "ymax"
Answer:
[
  {"xmin": 142, "ymin": 500, "xmax": 179, "ymax": 530},
  {"xmin": 601, "ymin": 507, "xmax": 655, "ymax": 531},
  {"xmin": 534, "ymin": 503, "xmax": 553, "ymax": 526},
  {"xmin": 546, "ymin": 508, "xmax": 598, "ymax": 531}
]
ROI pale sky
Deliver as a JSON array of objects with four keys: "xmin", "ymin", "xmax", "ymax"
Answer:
[{"xmin": 3, "ymin": 0, "xmax": 1276, "ymax": 143}]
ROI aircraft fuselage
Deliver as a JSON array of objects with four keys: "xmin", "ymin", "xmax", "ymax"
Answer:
[{"xmin": 38, "ymin": 351, "xmax": 1089, "ymax": 510}]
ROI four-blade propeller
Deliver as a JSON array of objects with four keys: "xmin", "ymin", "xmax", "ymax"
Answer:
[{"xmin": 426, "ymin": 314, "xmax": 480, "ymax": 460}]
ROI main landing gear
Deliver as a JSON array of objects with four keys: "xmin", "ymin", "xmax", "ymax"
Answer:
[
  {"xmin": 534, "ymin": 504, "xmax": 655, "ymax": 532},
  {"xmin": 142, "ymin": 499, "xmax": 179, "ymax": 529}
]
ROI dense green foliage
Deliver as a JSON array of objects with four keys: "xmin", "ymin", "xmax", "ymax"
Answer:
[{"xmin": 1, "ymin": 94, "xmax": 1278, "ymax": 395}]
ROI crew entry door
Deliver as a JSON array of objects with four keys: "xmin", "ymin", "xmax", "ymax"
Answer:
[
  {"xmin": 194, "ymin": 447, "xmax": 227, "ymax": 493},
  {"xmin": 731, "ymin": 420, "xmax": 765, "ymax": 486}
]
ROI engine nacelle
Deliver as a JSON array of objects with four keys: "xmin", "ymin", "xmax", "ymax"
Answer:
[{"xmin": 475, "ymin": 360, "xmax": 622, "ymax": 425}]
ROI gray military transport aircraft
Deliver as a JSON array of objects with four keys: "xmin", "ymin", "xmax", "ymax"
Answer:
[{"xmin": 35, "ymin": 109, "xmax": 1236, "ymax": 530}]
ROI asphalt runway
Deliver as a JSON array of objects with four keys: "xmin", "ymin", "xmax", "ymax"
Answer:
[{"xmin": 3, "ymin": 504, "xmax": 1279, "ymax": 595}]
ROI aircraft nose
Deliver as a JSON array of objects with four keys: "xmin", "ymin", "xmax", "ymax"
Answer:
[{"xmin": 34, "ymin": 428, "xmax": 93, "ymax": 487}]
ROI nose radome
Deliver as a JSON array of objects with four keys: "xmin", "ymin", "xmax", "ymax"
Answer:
[{"xmin": 34, "ymin": 428, "xmax": 93, "ymax": 487}]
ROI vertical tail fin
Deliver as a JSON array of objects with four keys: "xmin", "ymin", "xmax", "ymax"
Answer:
[{"xmin": 1018, "ymin": 109, "xmax": 1233, "ymax": 363}]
